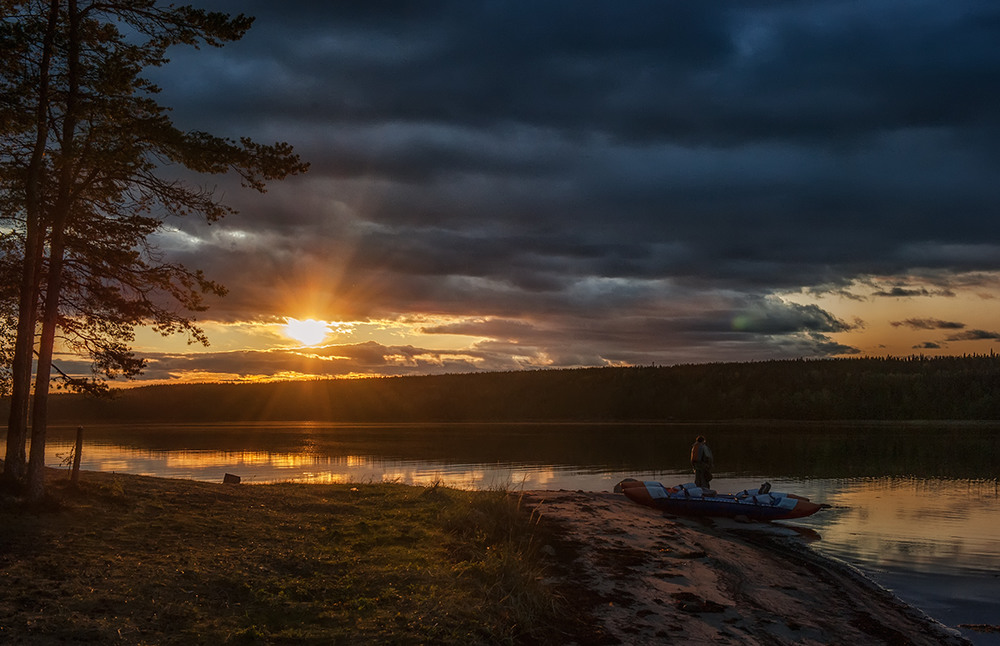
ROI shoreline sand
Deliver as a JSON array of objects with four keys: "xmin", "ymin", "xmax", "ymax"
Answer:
[{"xmin": 524, "ymin": 489, "xmax": 971, "ymax": 646}]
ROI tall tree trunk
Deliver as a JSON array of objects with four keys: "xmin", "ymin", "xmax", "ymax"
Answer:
[
  {"xmin": 26, "ymin": 231, "xmax": 67, "ymax": 501},
  {"xmin": 26, "ymin": 0, "xmax": 79, "ymax": 502},
  {"xmin": 3, "ymin": 220, "xmax": 41, "ymax": 485},
  {"xmin": 4, "ymin": 0, "xmax": 61, "ymax": 486}
]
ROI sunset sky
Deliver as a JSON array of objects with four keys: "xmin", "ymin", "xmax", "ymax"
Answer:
[{"xmin": 60, "ymin": 0, "xmax": 1000, "ymax": 385}]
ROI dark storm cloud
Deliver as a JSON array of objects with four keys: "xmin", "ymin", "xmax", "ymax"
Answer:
[
  {"xmin": 873, "ymin": 287, "xmax": 935, "ymax": 298},
  {"xmin": 945, "ymin": 329, "xmax": 1000, "ymax": 342},
  {"xmin": 170, "ymin": 1, "xmax": 1000, "ymax": 144},
  {"xmin": 891, "ymin": 318, "xmax": 965, "ymax": 330},
  {"xmin": 133, "ymin": 0, "xmax": 1000, "ymax": 374}
]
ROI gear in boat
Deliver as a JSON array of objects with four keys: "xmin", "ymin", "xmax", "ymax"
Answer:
[{"xmin": 615, "ymin": 478, "xmax": 824, "ymax": 521}]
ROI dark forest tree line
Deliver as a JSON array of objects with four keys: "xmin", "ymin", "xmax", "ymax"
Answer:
[
  {"xmin": 0, "ymin": 0, "xmax": 306, "ymax": 500},
  {"xmin": 23, "ymin": 355, "xmax": 1000, "ymax": 424}
]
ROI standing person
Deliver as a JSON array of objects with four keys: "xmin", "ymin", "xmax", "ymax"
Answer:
[{"xmin": 690, "ymin": 435, "xmax": 713, "ymax": 488}]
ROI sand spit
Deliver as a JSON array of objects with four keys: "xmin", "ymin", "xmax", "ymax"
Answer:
[{"xmin": 523, "ymin": 489, "xmax": 970, "ymax": 646}]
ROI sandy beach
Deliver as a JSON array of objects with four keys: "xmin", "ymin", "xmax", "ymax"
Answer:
[{"xmin": 523, "ymin": 489, "xmax": 971, "ymax": 646}]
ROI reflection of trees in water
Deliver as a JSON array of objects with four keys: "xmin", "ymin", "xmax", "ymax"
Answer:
[
  {"xmin": 47, "ymin": 422, "xmax": 1000, "ymax": 481},
  {"xmin": 718, "ymin": 424, "xmax": 1000, "ymax": 480}
]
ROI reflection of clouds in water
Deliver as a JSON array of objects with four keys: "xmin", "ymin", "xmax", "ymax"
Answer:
[
  {"xmin": 292, "ymin": 472, "xmax": 351, "ymax": 485},
  {"xmin": 96, "ymin": 459, "xmax": 132, "ymax": 472},
  {"xmin": 165, "ymin": 451, "xmax": 248, "ymax": 469},
  {"xmin": 803, "ymin": 478, "xmax": 1000, "ymax": 576},
  {"xmin": 50, "ymin": 443, "xmax": 668, "ymax": 491}
]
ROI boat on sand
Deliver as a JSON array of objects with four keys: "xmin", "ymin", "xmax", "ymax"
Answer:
[{"xmin": 615, "ymin": 479, "xmax": 824, "ymax": 521}]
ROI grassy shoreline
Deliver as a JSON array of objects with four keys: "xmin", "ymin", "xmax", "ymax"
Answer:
[
  {"xmin": 3, "ymin": 466, "xmax": 977, "ymax": 645},
  {"xmin": 0, "ymin": 469, "xmax": 590, "ymax": 645}
]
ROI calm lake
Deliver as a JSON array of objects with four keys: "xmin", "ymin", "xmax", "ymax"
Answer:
[{"xmin": 10, "ymin": 421, "xmax": 1000, "ymax": 645}]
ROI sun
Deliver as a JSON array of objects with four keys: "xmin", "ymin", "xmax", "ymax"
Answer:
[{"xmin": 282, "ymin": 318, "xmax": 330, "ymax": 346}]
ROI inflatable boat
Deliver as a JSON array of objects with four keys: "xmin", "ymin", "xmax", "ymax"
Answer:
[{"xmin": 615, "ymin": 479, "xmax": 823, "ymax": 521}]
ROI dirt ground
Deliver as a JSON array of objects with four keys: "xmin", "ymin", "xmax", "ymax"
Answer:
[{"xmin": 523, "ymin": 489, "xmax": 972, "ymax": 646}]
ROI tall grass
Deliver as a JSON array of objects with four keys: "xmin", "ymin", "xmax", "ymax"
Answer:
[
  {"xmin": 437, "ymin": 485, "xmax": 559, "ymax": 642},
  {"xmin": 0, "ymin": 470, "xmax": 579, "ymax": 645}
]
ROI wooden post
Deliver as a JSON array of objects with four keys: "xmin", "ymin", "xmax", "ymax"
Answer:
[{"xmin": 71, "ymin": 425, "xmax": 83, "ymax": 483}]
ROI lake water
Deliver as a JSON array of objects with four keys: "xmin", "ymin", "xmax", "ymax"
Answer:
[{"xmin": 8, "ymin": 421, "xmax": 1000, "ymax": 645}]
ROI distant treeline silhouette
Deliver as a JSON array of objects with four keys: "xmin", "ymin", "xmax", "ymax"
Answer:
[{"xmin": 10, "ymin": 355, "xmax": 1000, "ymax": 424}]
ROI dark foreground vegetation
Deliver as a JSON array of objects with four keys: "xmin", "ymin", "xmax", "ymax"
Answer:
[
  {"xmin": 27, "ymin": 355, "xmax": 1000, "ymax": 423},
  {"xmin": 0, "ymin": 468, "xmax": 587, "ymax": 645}
]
